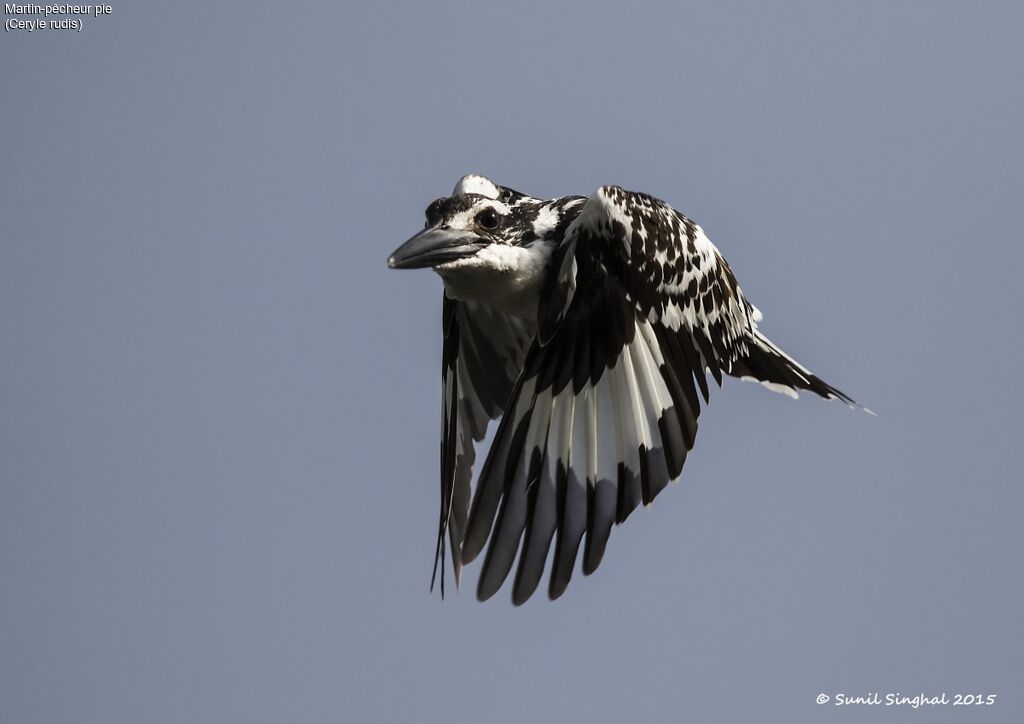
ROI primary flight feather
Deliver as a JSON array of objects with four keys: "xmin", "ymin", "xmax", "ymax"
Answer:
[{"xmin": 388, "ymin": 175, "xmax": 859, "ymax": 604}]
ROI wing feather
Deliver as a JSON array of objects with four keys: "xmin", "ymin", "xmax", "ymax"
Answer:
[
  {"xmin": 461, "ymin": 185, "xmax": 859, "ymax": 602},
  {"xmin": 549, "ymin": 389, "xmax": 588, "ymax": 600},
  {"xmin": 433, "ymin": 297, "xmax": 532, "ymax": 595}
]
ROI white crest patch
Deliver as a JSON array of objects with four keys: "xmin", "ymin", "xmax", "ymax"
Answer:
[{"xmin": 454, "ymin": 174, "xmax": 499, "ymax": 199}]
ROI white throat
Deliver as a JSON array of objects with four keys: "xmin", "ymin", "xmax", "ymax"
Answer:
[{"xmin": 435, "ymin": 242, "xmax": 553, "ymax": 320}]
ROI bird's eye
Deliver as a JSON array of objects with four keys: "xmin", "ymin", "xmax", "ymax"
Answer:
[{"xmin": 476, "ymin": 209, "xmax": 500, "ymax": 230}]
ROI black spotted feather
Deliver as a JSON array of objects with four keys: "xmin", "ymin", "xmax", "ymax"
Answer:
[
  {"xmin": 460, "ymin": 187, "xmax": 859, "ymax": 603},
  {"xmin": 406, "ymin": 181, "xmax": 861, "ymax": 604}
]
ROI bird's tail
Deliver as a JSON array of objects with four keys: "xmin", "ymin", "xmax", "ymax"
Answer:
[{"xmin": 726, "ymin": 330, "xmax": 866, "ymax": 410}]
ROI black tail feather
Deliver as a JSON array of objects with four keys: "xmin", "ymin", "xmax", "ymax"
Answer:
[{"xmin": 727, "ymin": 331, "xmax": 861, "ymax": 408}]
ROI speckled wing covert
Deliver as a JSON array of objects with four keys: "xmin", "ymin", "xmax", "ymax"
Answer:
[
  {"xmin": 461, "ymin": 187, "xmax": 856, "ymax": 604},
  {"xmin": 434, "ymin": 297, "xmax": 533, "ymax": 595}
]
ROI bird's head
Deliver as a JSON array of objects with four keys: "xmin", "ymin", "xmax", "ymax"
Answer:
[{"xmin": 387, "ymin": 175, "xmax": 546, "ymax": 270}]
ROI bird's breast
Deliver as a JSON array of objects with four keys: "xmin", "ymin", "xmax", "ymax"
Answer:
[{"xmin": 434, "ymin": 242, "xmax": 554, "ymax": 320}]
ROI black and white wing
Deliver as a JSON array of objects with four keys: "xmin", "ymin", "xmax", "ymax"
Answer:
[
  {"xmin": 461, "ymin": 186, "xmax": 856, "ymax": 604},
  {"xmin": 434, "ymin": 296, "xmax": 533, "ymax": 595}
]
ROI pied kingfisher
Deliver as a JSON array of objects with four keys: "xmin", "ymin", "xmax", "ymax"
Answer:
[{"xmin": 388, "ymin": 174, "xmax": 860, "ymax": 604}]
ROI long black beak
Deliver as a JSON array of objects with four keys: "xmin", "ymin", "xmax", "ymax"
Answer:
[{"xmin": 387, "ymin": 228, "xmax": 484, "ymax": 269}]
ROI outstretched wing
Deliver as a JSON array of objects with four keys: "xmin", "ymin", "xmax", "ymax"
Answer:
[
  {"xmin": 434, "ymin": 296, "xmax": 533, "ymax": 595},
  {"xmin": 462, "ymin": 186, "xmax": 855, "ymax": 604}
]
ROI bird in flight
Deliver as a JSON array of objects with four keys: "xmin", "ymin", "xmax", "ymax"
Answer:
[{"xmin": 388, "ymin": 174, "xmax": 859, "ymax": 604}]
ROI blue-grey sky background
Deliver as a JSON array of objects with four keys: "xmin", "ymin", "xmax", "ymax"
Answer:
[{"xmin": 2, "ymin": 2, "xmax": 1022, "ymax": 722}]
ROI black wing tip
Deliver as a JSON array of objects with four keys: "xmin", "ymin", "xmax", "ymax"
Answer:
[
  {"xmin": 511, "ymin": 586, "xmax": 534, "ymax": 607},
  {"xmin": 581, "ymin": 547, "xmax": 605, "ymax": 576},
  {"xmin": 476, "ymin": 582, "xmax": 499, "ymax": 602},
  {"xmin": 548, "ymin": 580, "xmax": 570, "ymax": 601}
]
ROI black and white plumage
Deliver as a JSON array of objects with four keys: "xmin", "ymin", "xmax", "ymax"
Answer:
[{"xmin": 389, "ymin": 175, "xmax": 859, "ymax": 604}]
